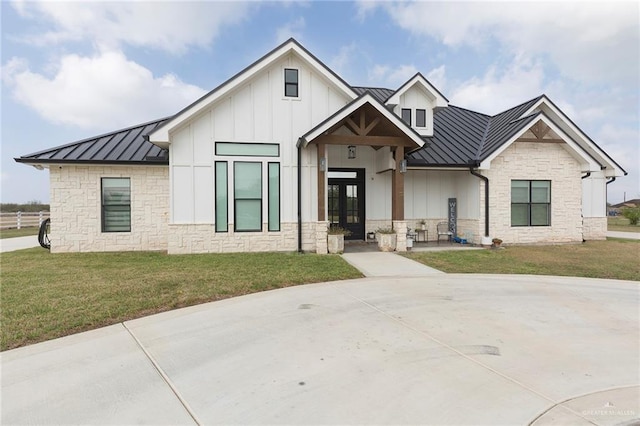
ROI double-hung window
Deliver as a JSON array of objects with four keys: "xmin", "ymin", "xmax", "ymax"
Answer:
[
  {"xmin": 511, "ymin": 180, "xmax": 551, "ymax": 226},
  {"xmin": 101, "ymin": 178, "xmax": 131, "ymax": 232},
  {"xmin": 401, "ymin": 108, "xmax": 412, "ymax": 126},
  {"xmin": 416, "ymin": 109, "xmax": 426, "ymax": 127}
]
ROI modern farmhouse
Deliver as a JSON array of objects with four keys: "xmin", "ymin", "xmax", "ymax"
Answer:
[{"xmin": 16, "ymin": 39, "xmax": 626, "ymax": 254}]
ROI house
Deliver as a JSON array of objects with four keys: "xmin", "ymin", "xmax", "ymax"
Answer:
[{"xmin": 16, "ymin": 39, "xmax": 626, "ymax": 254}]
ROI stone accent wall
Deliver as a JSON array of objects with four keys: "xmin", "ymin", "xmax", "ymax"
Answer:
[
  {"xmin": 393, "ymin": 220, "xmax": 408, "ymax": 251},
  {"xmin": 582, "ymin": 217, "xmax": 607, "ymax": 240},
  {"xmin": 49, "ymin": 165, "xmax": 169, "ymax": 253},
  {"xmin": 168, "ymin": 222, "xmax": 304, "ymax": 254},
  {"xmin": 486, "ymin": 142, "xmax": 583, "ymax": 244}
]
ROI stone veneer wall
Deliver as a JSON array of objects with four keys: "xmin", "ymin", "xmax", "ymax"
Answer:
[
  {"xmin": 582, "ymin": 217, "xmax": 607, "ymax": 240},
  {"xmin": 49, "ymin": 165, "xmax": 169, "ymax": 253},
  {"xmin": 167, "ymin": 222, "xmax": 320, "ymax": 254},
  {"xmin": 486, "ymin": 141, "xmax": 583, "ymax": 244}
]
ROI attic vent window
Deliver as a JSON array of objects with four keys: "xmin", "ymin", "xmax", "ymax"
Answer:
[
  {"xmin": 284, "ymin": 68, "xmax": 299, "ymax": 97},
  {"xmin": 416, "ymin": 109, "xmax": 426, "ymax": 128},
  {"xmin": 401, "ymin": 108, "xmax": 411, "ymax": 126}
]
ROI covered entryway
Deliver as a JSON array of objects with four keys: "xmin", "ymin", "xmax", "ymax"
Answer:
[{"xmin": 328, "ymin": 169, "xmax": 365, "ymax": 240}]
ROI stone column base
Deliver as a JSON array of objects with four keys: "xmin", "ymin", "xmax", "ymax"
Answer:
[
  {"xmin": 393, "ymin": 220, "xmax": 408, "ymax": 252},
  {"xmin": 315, "ymin": 221, "xmax": 329, "ymax": 254}
]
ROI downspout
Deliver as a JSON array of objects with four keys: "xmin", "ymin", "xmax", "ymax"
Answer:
[
  {"xmin": 469, "ymin": 164, "xmax": 489, "ymax": 238},
  {"xmin": 581, "ymin": 172, "xmax": 591, "ymax": 179},
  {"xmin": 297, "ymin": 142, "xmax": 303, "ymax": 253},
  {"xmin": 606, "ymin": 177, "xmax": 616, "ymax": 185}
]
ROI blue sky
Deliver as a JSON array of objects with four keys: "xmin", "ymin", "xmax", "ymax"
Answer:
[{"xmin": 2, "ymin": 1, "xmax": 638, "ymax": 204}]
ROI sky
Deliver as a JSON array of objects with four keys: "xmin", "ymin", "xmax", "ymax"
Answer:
[{"xmin": 1, "ymin": 0, "xmax": 638, "ymax": 204}]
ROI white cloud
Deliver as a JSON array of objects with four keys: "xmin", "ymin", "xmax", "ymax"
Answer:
[
  {"xmin": 449, "ymin": 54, "xmax": 546, "ymax": 114},
  {"xmin": 12, "ymin": 1, "xmax": 251, "ymax": 54},
  {"xmin": 330, "ymin": 43, "xmax": 358, "ymax": 76},
  {"xmin": 426, "ymin": 65, "xmax": 447, "ymax": 93},
  {"xmin": 368, "ymin": 64, "xmax": 418, "ymax": 87},
  {"xmin": 3, "ymin": 50, "xmax": 207, "ymax": 130},
  {"xmin": 379, "ymin": 1, "xmax": 639, "ymax": 85},
  {"xmin": 275, "ymin": 17, "xmax": 306, "ymax": 44}
]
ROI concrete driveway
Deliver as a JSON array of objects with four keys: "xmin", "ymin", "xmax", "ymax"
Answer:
[{"xmin": 2, "ymin": 274, "xmax": 638, "ymax": 425}]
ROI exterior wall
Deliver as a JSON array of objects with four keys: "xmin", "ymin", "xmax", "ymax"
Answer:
[
  {"xmin": 486, "ymin": 141, "xmax": 583, "ymax": 244},
  {"xmin": 582, "ymin": 217, "xmax": 607, "ymax": 240},
  {"xmin": 167, "ymin": 222, "xmax": 320, "ymax": 254},
  {"xmin": 49, "ymin": 165, "xmax": 168, "ymax": 253},
  {"xmin": 169, "ymin": 52, "xmax": 351, "ymax": 231}
]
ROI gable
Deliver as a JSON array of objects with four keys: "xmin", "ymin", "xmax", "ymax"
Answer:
[{"xmin": 148, "ymin": 38, "xmax": 356, "ymax": 146}]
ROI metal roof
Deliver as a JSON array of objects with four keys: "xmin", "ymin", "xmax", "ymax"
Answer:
[
  {"xmin": 16, "ymin": 118, "xmax": 170, "ymax": 165},
  {"xmin": 352, "ymin": 87, "xmax": 395, "ymax": 104},
  {"xmin": 407, "ymin": 96, "xmax": 544, "ymax": 167}
]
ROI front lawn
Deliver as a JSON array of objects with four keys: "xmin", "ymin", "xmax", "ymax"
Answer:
[
  {"xmin": 0, "ymin": 227, "xmax": 39, "ymax": 239},
  {"xmin": 0, "ymin": 250, "xmax": 362, "ymax": 351},
  {"xmin": 404, "ymin": 239, "xmax": 639, "ymax": 281}
]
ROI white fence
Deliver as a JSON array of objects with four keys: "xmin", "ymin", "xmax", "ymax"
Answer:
[{"xmin": 0, "ymin": 211, "xmax": 50, "ymax": 230}]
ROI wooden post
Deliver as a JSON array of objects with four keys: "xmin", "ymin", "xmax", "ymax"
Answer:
[
  {"xmin": 391, "ymin": 146, "xmax": 404, "ymax": 221},
  {"xmin": 317, "ymin": 144, "xmax": 325, "ymax": 221}
]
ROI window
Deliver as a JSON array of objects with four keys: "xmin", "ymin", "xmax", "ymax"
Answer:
[
  {"xmin": 511, "ymin": 180, "xmax": 551, "ymax": 226},
  {"xmin": 216, "ymin": 142, "xmax": 279, "ymax": 157},
  {"xmin": 101, "ymin": 178, "xmax": 131, "ymax": 232},
  {"xmin": 284, "ymin": 68, "xmax": 298, "ymax": 97},
  {"xmin": 215, "ymin": 162, "xmax": 228, "ymax": 232},
  {"xmin": 416, "ymin": 109, "xmax": 426, "ymax": 127},
  {"xmin": 268, "ymin": 163, "xmax": 280, "ymax": 231},
  {"xmin": 401, "ymin": 108, "xmax": 411, "ymax": 126},
  {"xmin": 234, "ymin": 162, "xmax": 262, "ymax": 232}
]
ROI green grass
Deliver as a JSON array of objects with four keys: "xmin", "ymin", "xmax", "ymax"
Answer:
[
  {"xmin": 608, "ymin": 216, "xmax": 640, "ymax": 233},
  {"xmin": 0, "ymin": 227, "xmax": 39, "ymax": 239},
  {"xmin": 0, "ymin": 250, "xmax": 362, "ymax": 351},
  {"xmin": 404, "ymin": 239, "xmax": 639, "ymax": 281}
]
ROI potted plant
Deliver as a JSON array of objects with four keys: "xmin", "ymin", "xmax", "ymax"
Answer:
[
  {"xmin": 491, "ymin": 237, "xmax": 503, "ymax": 249},
  {"xmin": 327, "ymin": 226, "xmax": 351, "ymax": 254},
  {"xmin": 375, "ymin": 227, "xmax": 397, "ymax": 252},
  {"xmin": 419, "ymin": 219, "xmax": 427, "ymax": 231}
]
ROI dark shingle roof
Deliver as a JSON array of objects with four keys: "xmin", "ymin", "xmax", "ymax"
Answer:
[{"xmin": 16, "ymin": 118, "xmax": 170, "ymax": 165}]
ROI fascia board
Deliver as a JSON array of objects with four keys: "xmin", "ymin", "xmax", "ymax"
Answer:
[
  {"xmin": 386, "ymin": 73, "xmax": 449, "ymax": 107},
  {"xmin": 299, "ymin": 93, "xmax": 425, "ymax": 148},
  {"xmin": 479, "ymin": 114, "xmax": 601, "ymax": 171},
  {"xmin": 149, "ymin": 40, "xmax": 357, "ymax": 144},
  {"xmin": 522, "ymin": 97, "xmax": 626, "ymax": 176}
]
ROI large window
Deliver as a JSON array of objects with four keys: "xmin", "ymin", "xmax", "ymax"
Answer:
[
  {"xmin": 101, "ymin": 178, "xmax": 131, "ymax": 232},
  {"xmin": 284, "ymin": 68, "xmax": 298, "ymax": 97},
  {"xmin": 234, "ymin": 162, "xmax": 262, "ymax": 232},
  {"xmin": 511, "ymin": 180, "xmax": 551, "ymax": 226}
]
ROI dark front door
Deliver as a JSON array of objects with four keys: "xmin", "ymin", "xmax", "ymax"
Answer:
[{"xmin": 328, "ymin": 169, "xmax": 365, "ymax": 240}]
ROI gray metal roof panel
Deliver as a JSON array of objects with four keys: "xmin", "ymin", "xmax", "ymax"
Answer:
[
  {"xmin": 16, "ymin": 118, "xmax": 170, "ymax": 165},
  {"xmin": 352, "ymin": 87, "xmax": 395, "ymax": 104}
]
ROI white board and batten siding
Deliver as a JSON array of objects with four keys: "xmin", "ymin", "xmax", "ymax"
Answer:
[
  {"xmin": 582, "ymin": 171, "xmax": 607, "ymax": 217},
  {"xmin": 169, "ymin": 53, "xmax": 352, "ymax": 227}
]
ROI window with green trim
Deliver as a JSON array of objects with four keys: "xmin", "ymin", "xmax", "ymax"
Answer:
[
  {"xmin": 101, "ymin": 178, "xmax": 131, "ymax": 232},
  {"xmin": 511, "ymin": 180, "xmax": 551, "ymax": 226}
]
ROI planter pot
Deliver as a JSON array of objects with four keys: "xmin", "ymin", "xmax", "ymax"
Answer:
[
  {"xmin": 376, "ymin": 233, "xmax": 397, "ymax": 252},
  {"xmin": 327, "ymin": 234, "xmax": 345, "ymax": 254},
  {"xmin": 406, "ymin": 237, "xmax": 414, "ymax": 250},
  {"xmin": 420, "ymin": 224, "xmax": 427, "ymax": 231}
]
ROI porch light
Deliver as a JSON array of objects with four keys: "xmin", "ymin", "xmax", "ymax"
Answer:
[
  {"xmin": 400, "ymin": 159, "xmax": 407, "ymax": 173},
  {"xmin": 348, "ymin": 145, "xmax": 356, "ymax": 159},
  {"xmin": 319, "ymin": 157, "xmax": 326, "ymax": 171}
]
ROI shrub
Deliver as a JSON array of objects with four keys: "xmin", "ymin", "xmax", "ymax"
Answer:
[{"xmin": 622, "ymin": 207, "xmax": 640, "ymax": 225}]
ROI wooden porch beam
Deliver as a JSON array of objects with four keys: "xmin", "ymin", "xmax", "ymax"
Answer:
[
  {"xmin": 517, "ymin": 138, "xmax": 564, "ymax": 144},
  {"xmin": 391, "ymin": 146, "xmax": 405, "ymax": 221},
  {"xmin": 363, "ymin": 117, "xmax": 380, "ymax": 136},
  {"xmin": 345, "ymin": 117, "xmax": 361, "ymax": 135},
  {"xmin": 314, "ymin": 134, "xmax": 415, "ymax": 148}
]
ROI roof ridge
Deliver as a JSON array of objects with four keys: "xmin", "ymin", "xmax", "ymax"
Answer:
[
  {"xmin": 445, "ymin": 104, "xmax": 491, "ymax": 118},
  {"xmin": 490, "ymin": 95, "xmax": 544, "ymax": 118}
]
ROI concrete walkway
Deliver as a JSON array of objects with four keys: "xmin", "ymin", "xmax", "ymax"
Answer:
[
  {"xmin": 0, "ymin": 235, "xmax": 40, "ymax": 253},
  {"xmin": 607, "ymin": 230, "xmax": 640, "ymax": 240},
  {"xmin": 341, "ymin": 251, "xmax": 445, "ymax": 277},
  {"xmin": 2, "ymin": 275, "xmax": 638, "ymax": 425}
]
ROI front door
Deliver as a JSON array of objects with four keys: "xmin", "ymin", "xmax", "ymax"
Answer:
[{"xmin": 328, "ymin": 169, "xmax": 365, "ymax": 240}]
